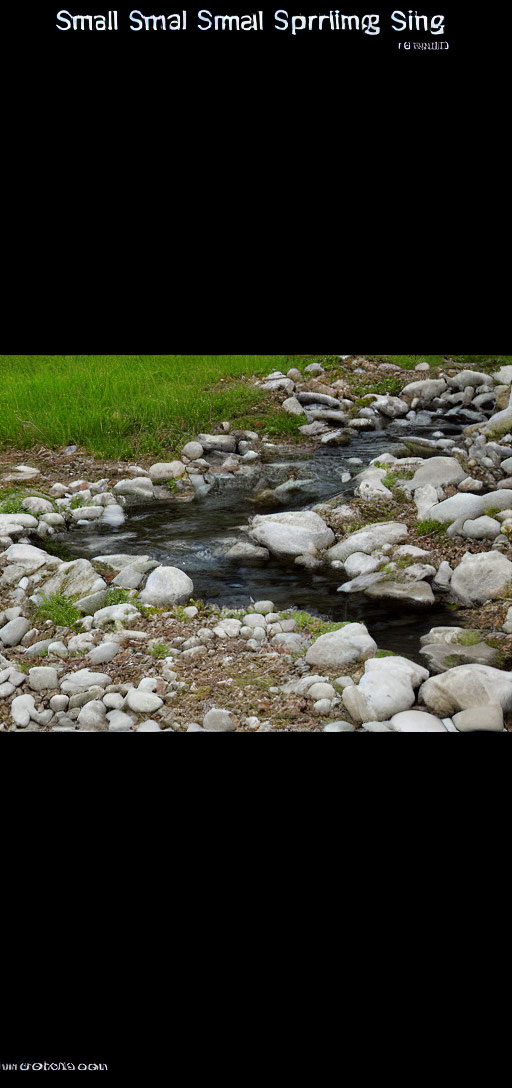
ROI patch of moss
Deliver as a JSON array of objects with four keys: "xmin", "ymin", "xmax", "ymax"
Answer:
[
  {"xmin": 375, "ymin": 650, "xmax": 396, "ymax": 658},
  {"xmin": 456, "ymin": 630, "xmax": 482, "ymax": 646}
]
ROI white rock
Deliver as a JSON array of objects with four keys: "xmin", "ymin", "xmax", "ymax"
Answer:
[
  {"xmin": 343, "ymin": 553, "xmax": 383, "ymax": 578},
  {"xmin": 136, "ymin": 720, "xmax": 163, "ymax": 731},
  {"xmin": 420, "ymin": 665, "xmax": 512, "ymax": 717},
  {"xmin": 203, "ymin": 708, "xmax": 237, "ymax": 731},
  {"xmin": 108, "ymin": 710, "xmax": 136, "ymax": 731},
  {"xmin": 149, "ymin": 461, "xmax": 186, "ymax": 481},
  {"xmin": 403, "ymin": 457, "xmax": 467, "ymax": 492},
  {"xmin": 11, "ymin": 694, "xmax": 36, "ymax": 727},
  {"xmin": 282, "ymin": 396, "xmax": 305, "ymax": 416},
  {"xmin": 249, "ymin": 510, "xmax": 334, "ymax": 557},
  {"xmin": 28, "ymin": 666, "xmax": 58, "ymax": 691},
  {"xmin": 182, "ymin": 441, "xmax": 204, "ymax": 460},
  {"xmin": 343, "ymin": 657, "xmax": 429, "ymax": 724},
  {"xmin": 139, "ymin": 566, "xmax": 194, "ymax": 606},
  {"xmin": 3, "ymin": 543, "xmax": 59, "ymax": 572},
  {"xmin": 327, "ymin": 522, "xmax": 408, "ymax": 562},
  {"xmin": 0, "ymin": 617, "xmax": 32, "ymax": 646},
  {"xmin": 196, "ymin": 434, "xmax": 236, "ymax": 454},
  {"xmin": 126, "ymin": 690, "xmax": 163, "ymax": 713},
  {"xmin": 214, "ymin": 619, "xmax": 242, "ymax": 638},
  {"xmin": 323, "ymin": 721, "xmax": 356, "ymax": 732},
  {"xmin": 87, "ymin": 642, "xmax": 120, "ymax": 664},
  {"xmin": 452, "ymin": 706, "xmax": 504, "ymax": 732},
  {"xmin": 308, "ymin": 682, "xmax": 336, "ymax": 701},
  {"xmin": 462, "ymin": 517, "xmax": 501, "ymax": 540},
  {"xmin": 103, "ymin": 693, "xmax": 125, "ymax": 710},
  {"xmin": 93, "ymin": 603, "xmax": 141, "ymax": 626},
  {"xmin": 114, "ymin": 477, "xmax": 154, "ymax": 497},
  {"xmin": 313, "ymin": 699, "xmax": 333, "ymax": 715},
  {"xmin": 389, "ymin": 710, "xmax": 447, "ymax": 732},
  {"xmin": 78, "ymin": 701, "xmax": 107, "ymax": 729},
  {"xmin": 40, "ymin": 559, "xmax": 107, "ymax": 599},
  {"xmin": 451, "ymin": 551, "xmax": 512, "ymax": 605},
  {"xmin": 306, "ymin": 623, "xmax": 377, "ymax": 670},
  {"xmin": 252, "ymin": 600, "xmax": 275, "ymax": 615},
  {"xmin": 50, "ymin": 695, "xmax": 69, "ymax": 711},
  {"xmin": 60, "ymin": 669, "xmax": 112, "ymax": 694}
]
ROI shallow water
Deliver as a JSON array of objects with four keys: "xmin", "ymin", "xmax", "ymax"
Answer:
[{"xmin": 59, "ymin": 422, "xmax": 462, "ymax": 663}]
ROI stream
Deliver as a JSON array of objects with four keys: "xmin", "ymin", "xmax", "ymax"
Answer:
[{"xmin": 57, "ymin": 420, "xmax": 464, "ymax": 665}]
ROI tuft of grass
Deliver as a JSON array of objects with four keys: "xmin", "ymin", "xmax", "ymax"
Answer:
[
  {"xmin": 375, "ymin": 650, "xmax": 396, "ymax": 658},
  {"xmin": 104, "ymin": 587, "xmax": 131, "ymax": 607},
  {"xmin": 416, "ymin": 519, "xmax": 446, "ymax": 537},
  {"xmin": 34, "ymin": 594, "xmax": 81, "ymax": 626},
  {"xmin": 69, "ymin": 494, "xmax": 88, "ymax": 509},
  {"xmin": 147, "ymin": 643, "xmax": 171, "ymax": 659},
  {"xmin": 288, "ymin": 611, "xmax": 350, "ymax": 638}
]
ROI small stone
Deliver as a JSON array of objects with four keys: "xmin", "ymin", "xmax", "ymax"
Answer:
[
  {"xmin": 107, "ymin": 710, "xmax": 136, "ymax": 731},
  {"xmin": 126, "ymin": 690, "xmax": 163, "ymax": 713},
  {"xmin": 203, "ymin": 708, "xmax": 237, "ymax": 732}
]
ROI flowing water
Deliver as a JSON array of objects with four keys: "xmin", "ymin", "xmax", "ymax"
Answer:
[{"xmin": 58, "ymin": 420, "xmax": 464, "ymax": 663}]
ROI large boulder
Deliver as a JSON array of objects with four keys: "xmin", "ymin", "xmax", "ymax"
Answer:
[
  {"xmin": 40, "ymin": 559, "xmax": 107, "ymax": 599},
  {"xmin": 138, "ymin": 565, "xmax": 194, "ymax": 606},
  {"xmin": 343, "ymin": 656, "xmax": 430, "ymax": 724},
  {"xmin": 305, "ymin": 623, "xmax": 377, "ymax": 670},
  {"xmin": 327, "ymin": 522, "xmax": 408, "ymax": 562},
  {"xmin": 403, "ymin": 457, "xmax": 467, "ymax": 492},
  {"xmin": 450, "ymin": 551, "xmax": 512, "ymax": 606},
  {"xmin": 401, "ymin": 378, "xmax": 447, "ymax": 404},
  {"xmin": 249, "ymin": 511, "xmax": 334, "ymax": 558},
  {"xmin": 419, "ymin": 665, "xmax": 512, "ymax": 717},
  {"xmin": 3, "ymin": 544, "xmax": 60, "ymax": 573},
  {"xmin": 420, "ymin": 628, "xmax": 500, "ymax": 673},
  {"xmin": 427, "ymin": 489, "xmax": 512, "ymax": 525}
]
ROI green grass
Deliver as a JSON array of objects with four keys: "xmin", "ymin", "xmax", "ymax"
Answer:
[
  {"xmin": 0, "ymin": 355, "xmax": 303, "ymax": 459},
  {"xmin": 416, "ymin": 519, "xmax": 446, "ymax": 537},
  {"xmin": 288, "ymin": 611, "xmax": 350, "ymax": 637},
  {"xmin": 104, "ymin": 587, "xmax": 132, "ymax": 607},
  {"xmin": 147, "ymin": 643, "xmax": 171, "ymax": 659},
  {"xmin": 0, "ymin": 487, "xmax": 55, "ymax": 515},
  {"xmin": 34, "ymin": 594, "xmax": 81, "ymax": 626}
]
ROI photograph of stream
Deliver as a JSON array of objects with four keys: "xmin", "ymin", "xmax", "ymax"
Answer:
[{"xmin": 1, "ymin": 354, "xmax": 512, "ymax": 732}]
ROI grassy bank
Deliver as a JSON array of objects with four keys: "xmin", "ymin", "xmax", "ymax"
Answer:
[
  {"xmin": 1, "ymin": 354, "xmax": 510, "ymax": 462},
  {"xmin": 0, "ymin": 355, "xmax": 303, "ymax": 459}
]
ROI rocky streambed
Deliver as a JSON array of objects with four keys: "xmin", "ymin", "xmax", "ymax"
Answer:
[{"xmin": 2, "ymin": 356, "xmax": 512, "ymax": 732}]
